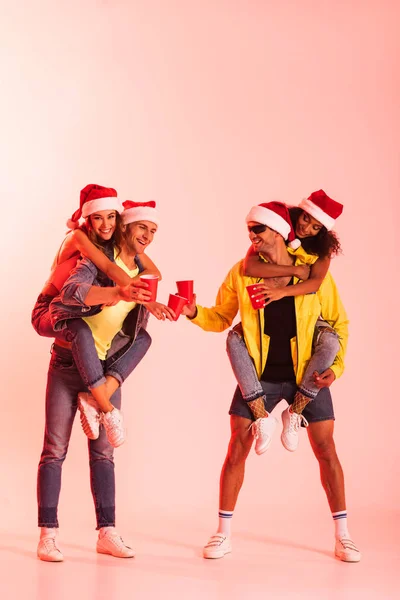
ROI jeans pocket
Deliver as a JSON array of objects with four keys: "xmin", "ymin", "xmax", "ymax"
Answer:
[{"xmin": 50, "ymin": 353, "xmax": 76, "ymax": 371}]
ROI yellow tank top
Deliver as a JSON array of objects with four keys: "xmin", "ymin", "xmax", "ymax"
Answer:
[{"xmin": 83, "ymin": 253, "xmax": 139, "ymax": 360}]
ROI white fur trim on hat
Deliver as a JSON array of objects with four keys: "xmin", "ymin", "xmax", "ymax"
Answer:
[
  {"xmin": 81, "ymin": 197, "xmax": 123, "ymax": 219},
  {"xmin": 122, "ymin": 206, "xmax": 160, "ymax": 226},
  {"xmin": 298, "ymin": 198, "xmax": 335, "ymax": 231},
  {"xmin": 288, "ymin": 238, "xmax": 301, "ymax": 250},
  {"xmin": 246, "ymin": 206, "xmax": 291, "ymax": 240},
  {"xmin": 66, "ymin": 218, "xmax": 80, "ymax": 229}
]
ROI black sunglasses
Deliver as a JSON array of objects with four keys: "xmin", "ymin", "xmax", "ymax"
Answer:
[{"xmin": 247, "ymin": 224, "xmax": 268, "ymax": 235}]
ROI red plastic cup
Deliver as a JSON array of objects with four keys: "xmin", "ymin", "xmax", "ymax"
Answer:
[
  {"xmin": 140, "ymin": 274, "xmax": 158, "ymax": 302},
  {"xmin": 246, "ymin": 284, "xmax": 264, "ymax": 310},
  {"xmin": 167, "ymin": 294, "xmax": 188, "ymax": 321},
  {"xmin": 176, "ymin": 280, "xmax": 194, "ymax": 303}
]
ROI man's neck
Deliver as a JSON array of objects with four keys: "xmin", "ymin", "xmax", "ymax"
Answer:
[
  {"xmin": 119, "ymin": 243, "xmax": 137, "ymax": 270},
  {"xmin": 261, "ymin": 242, "xmax": 293, "ymax": 266}
]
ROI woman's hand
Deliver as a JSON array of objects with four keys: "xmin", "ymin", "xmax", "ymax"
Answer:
[
  {"xmin": 181, "ymin": 294, "xmax": 197, "ymax": 319},
  {"xmin": 313, "ymin": 368, "xmax": 336, "ymax": 389},
  {"xmin": 146, "ymin": 302, "xmax": 176, "ymax": 321},
  {"xmin": 294, "ymin": 264, "xmax": 310, "ymax": 281},
  {"xmin": 251, "ymin": 283, "xmax": 288, "ymax": 306}
]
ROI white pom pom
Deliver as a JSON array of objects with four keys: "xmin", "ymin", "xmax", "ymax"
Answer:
[
  {"xmin": 66, "ymin": 218, "xmax": 79, "ymax": 229},
  {"xmin": 289, "ymin": 238, "xmax": 301, "ymax": 250}
]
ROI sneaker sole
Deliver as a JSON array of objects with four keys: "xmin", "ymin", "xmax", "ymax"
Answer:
[
  {"xmin": 37, "ymin": 554, "xmax": 64, "ymax": 562},
  {"xmin": 97, "ymin": 547, "xmax": 135, "ymax": 558},
  {"xmin": 335, "ymin": 550, "xmax": 361, "ymax": 563},
  {"xmin": 78, "ymin": 397, "xmax": 100, "ymax": 440},
  {"xmin": 203, "ymin": 548, "xmax": 232, "ymax": 559},
  {"xmin": 255, "ymin": 439, "xmax": 273, "ymax": 455},
  {"xmin": 280, "ymin": 434, "xmax": 298, "ymax": 452}
]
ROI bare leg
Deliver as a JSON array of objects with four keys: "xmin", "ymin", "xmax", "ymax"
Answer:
[
  {"xmin": 307, "ymin": 420, "xmax": 345, "ymax": 512},
  {"xmin": 219, "ymin": 415, "xmax": 254, "ymax": 511}
]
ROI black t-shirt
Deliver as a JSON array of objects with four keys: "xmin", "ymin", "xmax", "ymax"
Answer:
[{"xmin": 261, "ymin": 279, "xmax": 297, "ymax": 382}]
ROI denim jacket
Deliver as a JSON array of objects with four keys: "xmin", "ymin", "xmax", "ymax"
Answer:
[{"xmin": 49, "ymin": 243, "xmax": 149, "ymax": 359}]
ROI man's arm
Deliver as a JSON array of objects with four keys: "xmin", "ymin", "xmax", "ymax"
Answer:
[
  {"xmin": 182, "ymin": 266, "xmax": 240, "ymax": 332},
  {"xmin": 59, "ymin": 258, "xmax": 150, "ymax": 307}
]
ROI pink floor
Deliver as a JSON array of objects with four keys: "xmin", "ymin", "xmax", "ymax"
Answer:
[{"xmin": 1, "ymin": 510, "xmax": 398, "ymax": 600}]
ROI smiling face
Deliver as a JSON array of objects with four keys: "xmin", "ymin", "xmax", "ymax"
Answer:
[
  {"xmin": 125, "ymin": 220, "xmax": 158, "ymax": 254},
  {"xmin": 247, "ymin": 221, "xmax": 279, "ymax": 253},
  {"xmin": 295, "ymin": 210, "xmax": 323, "ymax": 239},
  {"xmin": 88, "ymin": 210, "xmax": 117, "ymax": 241}
]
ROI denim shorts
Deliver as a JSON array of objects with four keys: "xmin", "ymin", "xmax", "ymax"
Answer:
[{"xmin": 229, "ymin": 380, "xmax": 334, "ymax": 424}]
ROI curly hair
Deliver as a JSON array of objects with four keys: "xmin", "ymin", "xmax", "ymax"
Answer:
[
  {"xmin": 288, "ymin": 207, "xmax": 342, "ymax": 259},
  {"xmin": 80, "ymin": 212, "xmax": 123, "ymax": 257}
]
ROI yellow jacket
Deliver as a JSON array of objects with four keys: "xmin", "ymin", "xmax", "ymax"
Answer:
[{"xmin": 191, "ymin": 247, "xmax": 348, "ymax": 383}]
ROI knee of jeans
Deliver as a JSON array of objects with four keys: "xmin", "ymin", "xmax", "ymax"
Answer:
[
  {"xmin": 141, "ymin": 329, "xmax": 152, "ymax": 351},
  {"xmin": 90, "ymin": 445, "xmax": 114, "ymax": 463},
  {"xmin": 317, "ymin": 329, "xmax": 340, "ymax": 356},
  {"xmin": 226, "ymin": 328, "xmax": 244, "ymax": 353},
  {"xmin": 41, "ymin": 440, "xmax": 68, "ymax": 463}
]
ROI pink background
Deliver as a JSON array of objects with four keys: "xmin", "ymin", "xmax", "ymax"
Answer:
[{"xmin": 1, "ymin": 1, "xmax": 399, "ymax": 597}]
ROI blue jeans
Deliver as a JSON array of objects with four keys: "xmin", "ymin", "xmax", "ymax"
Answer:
[
  {"xmin": 32, "ymin": 294, "xmax": 152, "ymax": 388},
  {"xmin": 226, "ymin": 320, "xmax": 339, "ymax": 407},
  {"xmin": 37, "ymin": 334, "xmax": 151, "ymax": 529},
  {"xmin": 32, "ymin": 293, "xmax": 106, "ymax": 388}
]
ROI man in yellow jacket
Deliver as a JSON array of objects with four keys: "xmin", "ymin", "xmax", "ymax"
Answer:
[{"xmin": 183, "ymin": 201, "xmax": 360, "ymax": 564}]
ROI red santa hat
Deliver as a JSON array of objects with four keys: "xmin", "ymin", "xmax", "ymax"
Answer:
[
  {"xmin": 67, "ymin": 184, "xmax": 123, "ymax": 229},
  {"xmin": 246, "ymin": 201, "xmax": 301, "ymax": 249},
  {"xmin": 122, "ymin": 200, "xmax": 160, "ymax": 226},
  {"xmin": 298, "ymin": 190, "xmax": 343, "ymax": 231}
]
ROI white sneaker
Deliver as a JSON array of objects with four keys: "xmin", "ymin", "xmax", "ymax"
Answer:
[
  {"xmin": 281, "ymin": 407, "xmax": 308, "ymax": 452},
  {"xmin": 78, "ymin": 392, "xmax": 101, "ymax": 440},
  {"xmin": 335, "ymin": 537, "xmax": 361, "ymax": 562},
  {"xmin": 251, "ymin": 416, "xmax": 278, "ymax": 455},
  {"xmin": 203, "ymin": 534, "xmax": 232, "ymax": 559},
  {"xmin": 37, "ymin": 536, "xmax": 64, "ymax": 562},
  {"xmin": 96, "ymin": 530, "xmax": 135, "ymax": 558},
  {"xmin": 102, "ymin": 408, "xmax": 125, "ymax": 448}
]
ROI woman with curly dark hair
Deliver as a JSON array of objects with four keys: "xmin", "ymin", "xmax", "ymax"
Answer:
[{"xmin": 226, "ymin": 190, "xmax": 345, "ymax": 456}]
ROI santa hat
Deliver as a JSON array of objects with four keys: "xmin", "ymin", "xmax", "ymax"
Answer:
[
  {"xmin": 298, "ymin": 190, "xmax": 343, "ymax": 231},
  {"xmin": 122, "ymin": 200, "xmax": 160, "ymax": 226},
  {"xmin": 246, "ymin": 201, "xmax": 301, "ymax": 250},
  {"xmin": 67, "ymin": 184, "xmax": 122, "ymax": 229}
]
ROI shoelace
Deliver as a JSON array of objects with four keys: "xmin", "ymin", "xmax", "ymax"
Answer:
[
  {"xmin": 250, "ymin": 418, "xmax": 268, "ymax": 439},
  {"xmin": 41, "ymin": 537, "xmax": 60, "ymax": 553},
  {"xmin": 102, "ymin": 411, "xmax": 122, "ymax": 436},
  {"xmin": 103, "ymin": 533, "xmax": 132, "ymax": 550},
  {"xmin": 288, "ymin": 412, "xmax": 308, "ymax": 433}
]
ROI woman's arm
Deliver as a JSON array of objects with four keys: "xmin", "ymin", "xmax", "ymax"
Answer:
[
  {"xmin": 281, "ymin": 256, "xmax": 331, "ymax": 296},
  {"xmin": 244, "ymin": 247, "xmax": 310, "ymax": 280},
  {"xmin": 253, "ymin": 256, "xmax": 331, "ymax": 304},
  {"xmin": 60, "ymin": 257, "xmax": 151, "ymax": 307},
  {"xmin": 71, "ymin": 229, "xmax": 132, "ymax": 286},
  {"xmin": 134, "ymin": 253, "xmax": 162, "ymax": 280}
]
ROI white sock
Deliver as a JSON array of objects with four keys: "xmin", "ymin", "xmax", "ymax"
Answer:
[
  {"xmin": 217, "ymin": 510, "xmax": 233, "ymax": 537},
  {"xmin": 40, "ymin": 527, "xmax": 57, "ymax": 539},
  {"xmin": 332, "ymin": 510, "xmax": 350, "ymax": 539},
  {"xmin": 99, "ymin": 526, "xmax": 115, "ymax": 538}
]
